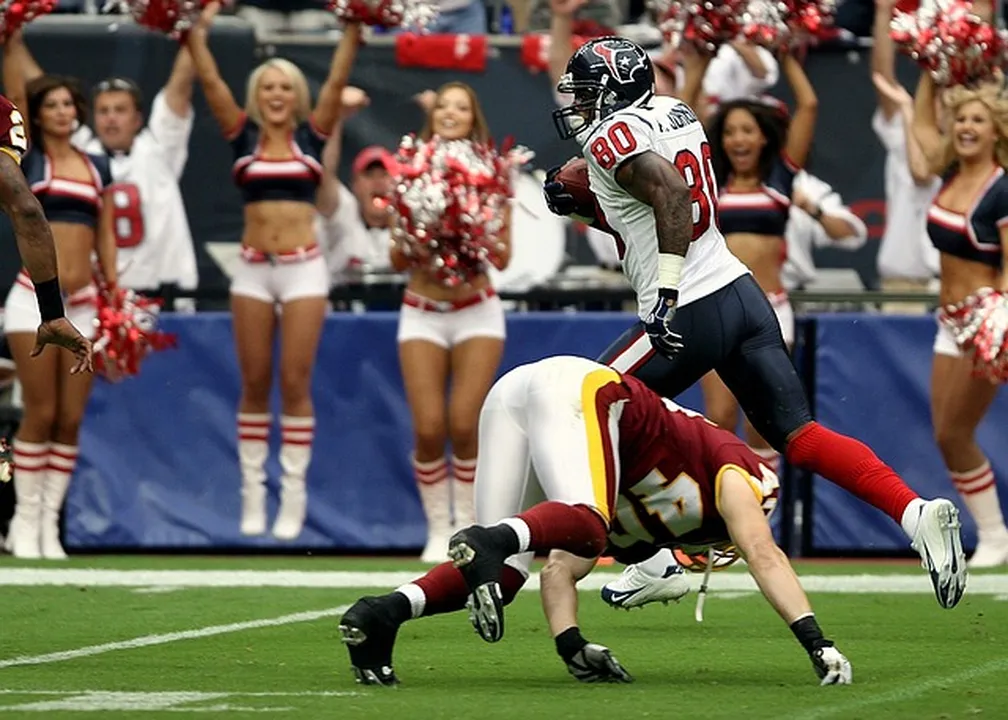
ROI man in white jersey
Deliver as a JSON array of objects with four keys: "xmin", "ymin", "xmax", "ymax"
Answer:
[
  {"xmin": 544, "ymin": 37, "xmax": 966, "ymax": 613},
  {"xmin": 71, "ymin": 51, "xmax": 199, "ymax": 305}
]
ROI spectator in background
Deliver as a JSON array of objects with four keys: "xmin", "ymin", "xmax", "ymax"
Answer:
[
  {"xmin": 420, "ymin": 0, "xmax": 489, "ymax": 34},
  {"xmin": 236, "ymin": 0, "xmax": 339, "ymax": 35},
  {"xmin": 185, "ymin": 2, "xmax": 359, "ymax": 541},
  {"xmin": 871, "ymin": 0, "xmax": 940, "ymax": 313},
  {"xmin": 782, "ymin": 170, "xmax": 868, "ymax": 291},
  {"xmin": 9, "ymin": 39, "xmax": 200, "ymax": 307},
  {"xmin": 315, "ymin": 87, "xmax": 395, "ymax": 285},
  {"xmin": 395, "ymin": 83, "xmax": 510, "ymax": 563},
  {"xmin": 2, "ymin": 37, "xmax": 117, "ymax": 560}
]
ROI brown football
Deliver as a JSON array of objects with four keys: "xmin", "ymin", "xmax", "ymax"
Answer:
[{"xmin": 555, "ymin": 157, "xmax": 597, "ymax": 218}]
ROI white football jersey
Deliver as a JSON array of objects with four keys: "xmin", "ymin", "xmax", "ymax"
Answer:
[
  {"xmin": 73, "ymin": 90, "xmax": 199, "ymax": 294},
  {"xmin": 582, "ymin": 95, "xmax": 748, "ymax": 319}
]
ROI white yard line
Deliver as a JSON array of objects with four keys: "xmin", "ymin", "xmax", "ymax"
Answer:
[
  {"xmin": 0, "ymin": 605, "xmax": 349, "ymax": 670},
  {"xmin": 789, "ymin": 656, "xmax": 1008, "ymax": 720},
  {"xmin": 0, "ymin": 568, "xmax": 1007, "ymax": 593}
]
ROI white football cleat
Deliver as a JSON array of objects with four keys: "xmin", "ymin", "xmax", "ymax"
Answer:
[
  {"xmin": 910, "ymin": 499, "xmax": 968, "ymax": 609},
  {"xmin": 968, "ymin": 531, "xmax": 1008, "ymax": 570},
  {"xmin": 600, "ymin": 562, "xmax": 689, "ymax": 609}
]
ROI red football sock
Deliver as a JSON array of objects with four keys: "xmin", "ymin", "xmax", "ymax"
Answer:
[
  {"xmin": 412, "ymin": 562, "xmax": 528, "ymax": 617},
  {"xmin": 516, "ymin": 501, "xmax": 608, "ymax": 558},
  {"xmin": 785, "ymin": 422, "xmax": 919, "ymax": 522}
]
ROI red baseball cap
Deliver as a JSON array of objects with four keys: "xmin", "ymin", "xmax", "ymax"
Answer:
[{"xmin": 353, "ymin": 146, "xmax": 395, "ymax": 175}]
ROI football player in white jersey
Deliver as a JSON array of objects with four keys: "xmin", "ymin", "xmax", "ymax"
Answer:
[
  {"xmin": 544, "ymin": 37, "xmax": 966, "ymax": 613},
  {"xmin": 69, "ymin": 51, "xmax": 199, "ymax": 304}
]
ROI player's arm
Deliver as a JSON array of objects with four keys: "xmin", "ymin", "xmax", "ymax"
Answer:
[
  {"xmin": 183, "ymin": 2, "xmax": 243, "ymax": 136},
  {"xmin": 310, "ymin": 23, "xmax": 362, "ymax": 140},
  {"xmin": 0, "ymin": 152, "xmax": 62, "ymax": 311},
  {"xmin": 540, "ymin": 550, "xmax": 632, "ymax": 684},
  {"xmin": 717, "ymin": 468, "xmax": 852, "ymax": 685},
  {"xmin": 614, "ymin": 150, "xmax": 693, "ymax": 293}
]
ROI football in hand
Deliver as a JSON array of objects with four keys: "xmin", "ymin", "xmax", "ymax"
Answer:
[
  {"xmin": 554, "ymin": 158, "xmax": 597, "ymax": 222},
  {"xmin": 554, "ymin": 158, "xmax": 615, "ymax": 235}
]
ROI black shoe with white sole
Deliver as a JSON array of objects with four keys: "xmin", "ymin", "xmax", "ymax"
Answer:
[
  {"xmin": 338, "ymin": 596, "xmax": 404, "ymax": 686},
  {"xmin": 448, "ymin": 525, "xmax": 511, "ymax": 643}
]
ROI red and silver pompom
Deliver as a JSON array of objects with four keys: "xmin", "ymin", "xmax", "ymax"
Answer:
[
  {"xmin": 388, "ymin": 135, "xmax": 533, "ymax": 287},
  {"xmin": 650, "ymin": 0, "xmax": 747, "ymax": 54},
  {"xmin": 92, "ymin": 286, "xmax": 177, "ymax": 382},
  {"xmin": 891, "ymin": 0, "xmax": 1008, "ymax": 86},
  {"xmin": 742, "ymin": 0, "xmax": 836, "ymax": 50},
  {"xmin": 938, "ymin": 287, "xmax": 1008, "ymax": 382},
  {"xmin": 106, "ymin": 0, "xmax": 216, "ymax": 40},
  {"xmin": 0, "ymin": 1, "xmax": 56, "ymax": 43},
  {"xmin": 326, "ymin": 0, "xmax": 437, "ymax": 29}
]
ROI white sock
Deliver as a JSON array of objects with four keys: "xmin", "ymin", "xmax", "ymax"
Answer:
[
  {"xmin": 636, "ymin": 547, "xmax": 679, "ymax": 576},
  {"xmin": 499, "ymin": 518, "xmax": 531, "ymax": 553},
  {"xmin": 950, "ymin": 462, "xmax": 1008, "ymax": 538},
  {"xmin": 900, "ymin": 497, "xmax": 927, "ymax": 538},
  {"xmin": 237, "ymin": 413, "xmax": 270, "ymax": 486},
  {"xmin": 395, "ymin": 583, "xmax": 426, "ymax": 619}
]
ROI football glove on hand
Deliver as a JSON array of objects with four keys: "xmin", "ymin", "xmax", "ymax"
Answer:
[
  {"xmin": 555, "ymin": 627, "xmax": 633, "ymax": 684},
  {"xmin": 543, "ymin": 165, "xmax": 578, "ymax": 217},
  {"xmin": 644, "ymin": 288, "xmax": 684, "ymax": 358},
  {"xmin": 811, "ymin": 645, "xmax": 852, "ymax": 686},
  {"xmin": 566, "ymin": 643, "xmax": 634, "ymax": 684}
]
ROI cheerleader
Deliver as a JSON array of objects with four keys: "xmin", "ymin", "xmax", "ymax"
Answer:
[
  {"xmin": 185, "ymin": 2, "xmax": 359, "ymax": 540},
  {"xmin": 1, "ymin": 38, "xmax": 116, "ymax": 559},
  {"xmin": 894, "ymin": 70, "xmax": 1008, "ymax": 568},
  {"xmin": 395, "ymin": 83, "xmax": 511, "ymax": 562}
]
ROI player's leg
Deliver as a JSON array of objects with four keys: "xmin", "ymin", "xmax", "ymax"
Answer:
[
  {"xmin": 339, "ymin": 367, "xmax": 537, "ymax": 684},
  {"xmin": 930, "ymin": 333, "xmax": 1006, "ymax": 568},
  {"xmin": 718, "ymin": 276, "xmax": 966, "ymax": 609},
  {"xmin": 398, "ymin": 304, "xmax": 452, "ymax": 562},
  {"xmin": 446, "ymin": 298, "xmax": 506, "ymax": 531},
  {"xmin": 5, "ymin": 331, "xmax": 58, "ymax": 559},
  {"xmin": 700, "ymin": 370, "xmax": 741, "ymax": 433},
  {"xmin": 230, "ymin": 293, "xmax": 277, "ymax": 536},
  {"xmin": 273, "ymin": 289, "xmax": 328, "ymax": 541},
  {"xmin": 718, "ymin": 467, "xmax": 851, "ymax": 685},
  {"xmin": 449, "ymin": 360, "xmax": 625, "ymax": 639}
]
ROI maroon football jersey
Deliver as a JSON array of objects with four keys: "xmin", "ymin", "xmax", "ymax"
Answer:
[
  {"xmin": 0, "ymin": 94, "xmax": 29, "ymax": 163},
  {"xmin": 606, "ymin": 373, "xmax": 780, "ymax": 557}
]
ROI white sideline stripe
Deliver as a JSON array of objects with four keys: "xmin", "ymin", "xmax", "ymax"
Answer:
[
  {"xmin": 790, "ymin": 657, "xmax": 1008, "ymax": 719},
  {"xmin": 0, "ymin": 605, "xmax": 350, "ymax": 670},
  {"xmin": 1, "ymin": 569, "xmax": 1007, "ymax": 593},
  {"xmin": 0, "ymin": 691, "xmax": 358, "ymax": 697}
]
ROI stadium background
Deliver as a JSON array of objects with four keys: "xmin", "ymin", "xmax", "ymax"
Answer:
[{"xmin": 0, "ymin": 15, "xmax": 1004, "ymax": 557}]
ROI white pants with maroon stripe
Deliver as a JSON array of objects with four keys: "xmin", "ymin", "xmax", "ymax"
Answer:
[
  {"xmin": 397, "ymin": 289, "xmax": 505, "ymax": 349},
  {"xmin": 475, "ymin": 356, "xmax": 623, "ymax": 576},
  {"xmin": 230, "ymin": 245, "xmax": 329, "ymax": 304},
  {"xmin": 4, "ymin": 274, "xmax": 97, "ymax": 337}
]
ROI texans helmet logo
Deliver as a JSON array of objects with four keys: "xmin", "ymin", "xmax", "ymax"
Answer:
[{"xmin": 591, "ymin": 41, "xmax": 647, "ymax": 84}]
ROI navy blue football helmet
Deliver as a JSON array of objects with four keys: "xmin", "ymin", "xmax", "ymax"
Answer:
[{"xmin": 552, "ymin": 36, "xmax": 655, "ymax": 141}]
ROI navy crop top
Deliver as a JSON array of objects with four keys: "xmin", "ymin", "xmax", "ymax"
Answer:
[
  {"xmin": 228, "ymin": 113, "xmax": 327, "ymax": 205},
  {"xmin": 717, "ymin": 154, "xmax": 798, "ymax": 237},
  {"xmin": 927, "ymin": 166, "xmax": 1008, "ymax": 269},
  {"xmin": 23, "ymin": 146, "xmax": 112, "ymax": 228}
]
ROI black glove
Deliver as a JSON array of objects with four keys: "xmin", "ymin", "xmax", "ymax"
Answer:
[
  {"xmin": 643, "ymin": 287, "xmax": 684, "ymax": 358},
  {"xmin": 555, "ymin": 627, "xmax": 633, "ymax": 684},
  {"xmin": 543, "ymin": 164, "xmax": 578, "ymax": 217}
]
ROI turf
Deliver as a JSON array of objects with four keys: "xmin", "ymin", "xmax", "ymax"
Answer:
[{"xmin": 0, "ymin": 557, "xmax": 1005, "ymax": 719}]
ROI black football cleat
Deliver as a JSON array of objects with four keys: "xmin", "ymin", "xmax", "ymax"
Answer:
[
  {"xmin": 338, "ymin": 597, "xmax": 403, "ymax": 687},
  {"xmin": 448, "ymin": 525, "xmax": 509, "ymax": 643}
]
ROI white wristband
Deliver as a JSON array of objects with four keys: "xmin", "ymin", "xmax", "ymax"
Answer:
[{"xmin": 658, "ymin": 253, "xmax": 684, "ymax": 290}]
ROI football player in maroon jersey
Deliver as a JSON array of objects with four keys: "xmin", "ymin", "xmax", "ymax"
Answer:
[
  {"xmin": 0, "ymin": 93, "xmax": 91, "ymax": 372},
  {"xmin": 340, "ymin": 356, "xmax": 861, "ymax": 686}
]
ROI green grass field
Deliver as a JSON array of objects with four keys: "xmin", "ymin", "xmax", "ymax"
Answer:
[{"xmin": 0, "ymin": 555, "xmax": 1006, "ymax": 719}]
